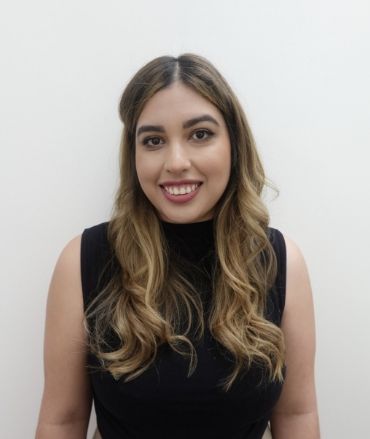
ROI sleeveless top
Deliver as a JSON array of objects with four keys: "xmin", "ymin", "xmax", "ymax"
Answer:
[{"xmin": 80, "ymin": 219, "xmax": 287, "ymax": 439}]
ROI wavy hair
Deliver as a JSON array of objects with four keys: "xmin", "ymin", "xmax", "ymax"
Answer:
[{"xmin": 84, "ymin": 53, "xmax": 285, "ymax": 392}]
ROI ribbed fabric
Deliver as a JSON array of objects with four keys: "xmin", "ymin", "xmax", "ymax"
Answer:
[{"xmin": 81, "ymin": 219, "xmax": 286, "ymax": 439}]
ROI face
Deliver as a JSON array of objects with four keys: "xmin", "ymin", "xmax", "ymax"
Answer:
[{"xmin": 135, "ymin": 81, "xmax": 231, "ymax": 223}]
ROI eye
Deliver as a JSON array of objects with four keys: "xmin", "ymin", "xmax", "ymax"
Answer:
[
  {"xmin": 192, "ymin": 129, "xmax": 214, "ymax": 141},
  {"xmin": 142, "ymin": 136, "xmax": 163, "ymax": 147}
]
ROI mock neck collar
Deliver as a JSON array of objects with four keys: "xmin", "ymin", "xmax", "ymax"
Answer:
[{"xmin": 160, "ymin": 218, "xmax": 215, "ymax": 262}]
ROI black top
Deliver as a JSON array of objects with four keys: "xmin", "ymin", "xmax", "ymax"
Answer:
[{"xmin": 81, "ymin": 219, "xmax": 287, "ymax": 439}]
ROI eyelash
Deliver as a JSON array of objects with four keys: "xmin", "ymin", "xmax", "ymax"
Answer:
[{"xmin": 142, "ymin": 129, "xmax": 214, "ymax": 147}]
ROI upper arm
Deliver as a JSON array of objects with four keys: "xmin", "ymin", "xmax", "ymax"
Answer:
[
  {"xmin": 37, "ymin": 234, "xmax": 92, "ymax": 430},
  {"xmin": 271, "ymin": 234, "xmax": 318, "ymax": 417}
]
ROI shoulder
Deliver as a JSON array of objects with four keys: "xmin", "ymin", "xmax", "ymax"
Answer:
[
  {"xmin": 82, "ymin": 221, "xmax": 110, "ymax": 241},
  {"xmin": 278, "ymin": 232, "xmax": 316, "ymax": 362},
  {"xmin": 83, "ymin": 220, "xmax": 110, "ymax": 233},
  {"xmin": 81, "ymin": 221, "xmax": 110, "ymax": 253},
  {"xmin": 267, "ymin": 227, "xmax": 286, "ymax": 263},
  {"xmin": 266, "ymin": 228, "xmax": 315, "ymax": 328},
  {"xmin": 80, "ymin": 221, "xmax": 112, "ymax": 263},
  {"xmin": 37, "ymin": 233, "xmax": 93, "ymax": 429},
  {"xmin": 283, "ymin": 234, "xmax": 306, "ymax": 268},
  {"xmin": 55, "ymin": 233, "xmax": 82, "ymax": 278},
  {"xmin": 270, "ymin": 232, "xmax": 319, "ymax": 421},
  {"xmin": 54, "ymin": 223, "xmax": 109, "ymax": 285},
  {"xmin": 45, "ymin": 230, "xmax": 90, "ymax": 347},
  {"xmin": 282, "ymin": 233, "xmax": 313, "ymax": 305},
  {"xmin": 271, "ymin": 231, "xmax": 314, "ymax": 322},
  {"xmin": 268, "ymin": 228, "xmax": 311, "ymax": 295},
  {"xmin": 49, "ymin": 233, "xmax": 84, "ymax": 311}
]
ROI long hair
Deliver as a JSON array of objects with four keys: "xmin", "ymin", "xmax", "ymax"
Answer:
[{"xmin": 84, "ymin": 53, "xmax": 285, "ymax": 392}]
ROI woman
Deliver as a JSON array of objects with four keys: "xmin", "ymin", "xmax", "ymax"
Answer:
[{"xmin": 36, "ymin": 53, "xmax": 320, "ymax": 438}]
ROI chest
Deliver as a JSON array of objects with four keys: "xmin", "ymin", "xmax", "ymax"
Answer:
[{"xmin": 88, "ymin": 327, "xmax": 284, "ymax": 427}]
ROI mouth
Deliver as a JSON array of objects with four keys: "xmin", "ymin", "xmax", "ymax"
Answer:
[
  {"xmin": 159, "ymin": 182, "xmax": 203, "ymax": 196},
  {"xmin": 159, "ymin": 182, "xmax": 203, "ymax": 203}
]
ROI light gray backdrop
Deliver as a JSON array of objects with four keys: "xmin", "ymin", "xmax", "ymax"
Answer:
[{"xmin": 1, "ymin": 1, "xmax": 369, "ymax": 438}]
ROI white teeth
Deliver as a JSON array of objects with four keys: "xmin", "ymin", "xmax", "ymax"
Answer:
[{"xmin": 163, "ymin": 183, "xmax": 200, "ymax": 195}]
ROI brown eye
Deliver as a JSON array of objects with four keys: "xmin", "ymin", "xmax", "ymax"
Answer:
[
  {"xmin": 143, "ymin": 137, "xmax": 163, "ymax": 147},
  {"xmin": 192, "ymin": 129, "xmax": 213, "ymax": 141}
]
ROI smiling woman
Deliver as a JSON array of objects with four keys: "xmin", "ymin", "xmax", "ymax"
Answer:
[{"xmin": 36, "ymin": 53, "xmax": 320, "ymax": 439}]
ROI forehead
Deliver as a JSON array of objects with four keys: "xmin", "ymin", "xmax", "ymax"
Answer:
[{"xmin": 136, "ymin": 82, "xmax": 223, "ymax": 125}]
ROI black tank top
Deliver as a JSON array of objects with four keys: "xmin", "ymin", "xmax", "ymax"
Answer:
[{"xmin": 81, "ymin": 219, "xmax": 286, "ymax": 439}]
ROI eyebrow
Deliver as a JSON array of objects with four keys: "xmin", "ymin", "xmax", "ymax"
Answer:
[{"xmin": 136, "ymin": 114, "xmax": 220, "ymax": 138}]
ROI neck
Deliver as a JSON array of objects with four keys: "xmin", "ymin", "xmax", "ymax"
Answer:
[{"xmin": 160, "ymin": 217, "xmax": 215, "ymax": 262}]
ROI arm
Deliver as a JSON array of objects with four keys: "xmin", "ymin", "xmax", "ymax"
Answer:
[
  {"xmin": 270, "ymin": 235, "xmax": 320, "ymax": 439},
  {"xmin": 35, "ymin": 235, "xmax": 93, "ymax": 439}
]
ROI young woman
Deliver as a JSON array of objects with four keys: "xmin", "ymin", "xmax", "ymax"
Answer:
[{"xmin": 36, "ymin": 53, "xmax": 320, "ymax": 439}]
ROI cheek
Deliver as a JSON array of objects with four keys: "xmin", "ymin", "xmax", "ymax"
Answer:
[
  {"xmin": 135, "ymin": 158, "xmax": 162, "ymax": 198},
  {"xmin": 135, "ymin": 153, "xmax": 153, "ymax": 181},
  {"xmin": 208, "ymin": 147, "xmax": 231, "ymax": 179}
]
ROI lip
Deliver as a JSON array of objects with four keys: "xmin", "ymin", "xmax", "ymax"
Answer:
[
  {"xmin": 160, "ymin": 183, "xmax": 202, "ymax": 204},
  {"xmin": 159, "ymin": 179, "xmax": 203, "ymax": 187}
]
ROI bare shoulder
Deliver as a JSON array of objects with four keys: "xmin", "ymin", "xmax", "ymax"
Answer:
[
  {"xmin": 271, "ymin": 232, "xmax": 318, "ymax": 414},
  {"xmin": 283, "ymin": 234, "xmax": 310, "ymax": 276},
  {"xmin": 276, "ymin": 232, "xmax": 315, "ymax": 336},
  {"xmin": 36, "ymin": 233, "xmax": 92, "ymax": 432},
  {"xmin": 281, "ymin": 233, "xmax": 314, "ymax": 317},
  {"xmin": 46, "ymin": 233, "xmax": 84, "ymax": 322},
  {"xmin": 56, "ymin": 233, "xmax": 82, "ymax": 273}
]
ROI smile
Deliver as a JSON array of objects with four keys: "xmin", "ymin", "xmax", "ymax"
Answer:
[
  {"xmin": 162, "ymin": 183, "xmax": 201, "ymax": 196},
  {"xmin": 160, "ymin": 183, "xmax": 202, "ymax": 204}
]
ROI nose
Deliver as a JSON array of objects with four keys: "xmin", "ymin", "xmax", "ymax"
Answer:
[{"xmin": 164, "ymin": 143, "xmax": 191, "ymax": 174}]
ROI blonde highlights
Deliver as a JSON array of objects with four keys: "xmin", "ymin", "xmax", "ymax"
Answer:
[{"xmin": 84, "ymin": 53, "xmax": 285, "ymax": 392}]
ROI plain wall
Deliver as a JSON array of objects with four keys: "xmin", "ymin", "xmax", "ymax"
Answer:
[{"xmin": 1, "ymin": 1, "xmax": 369, "ymax": 437}]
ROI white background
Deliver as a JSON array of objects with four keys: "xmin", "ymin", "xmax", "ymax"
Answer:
[{"xmin": 1, "ymin": 1, "xmax": 369, "ymax": 438}]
